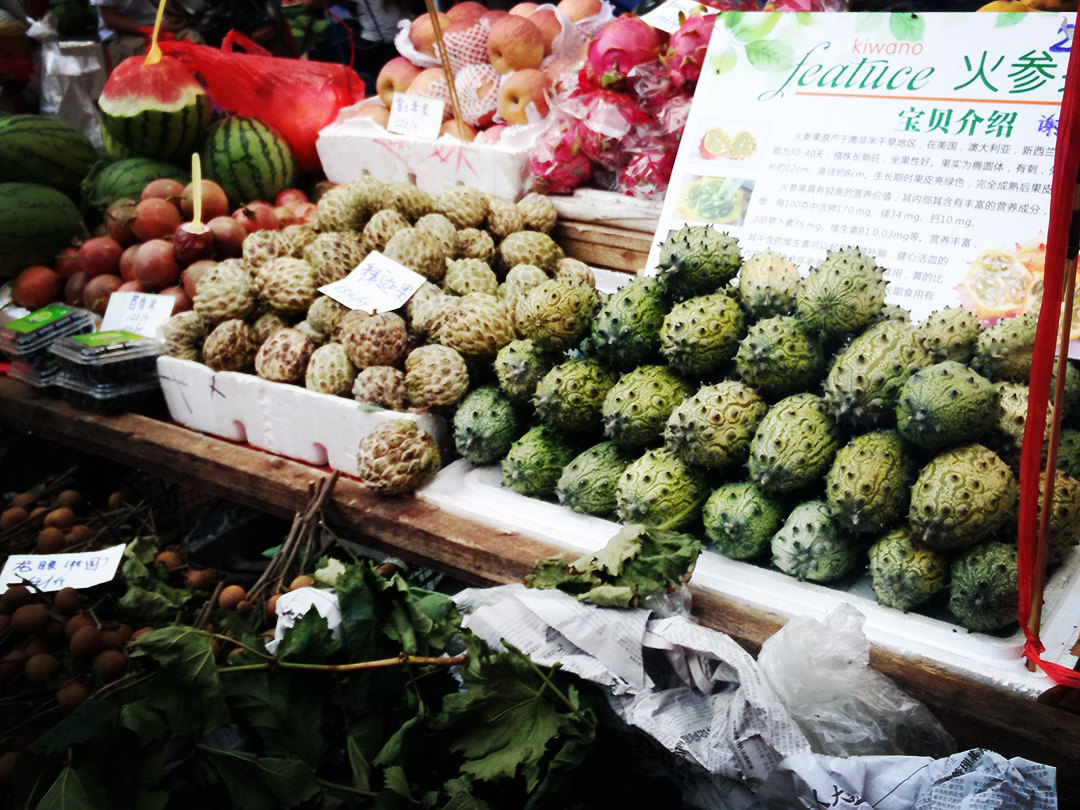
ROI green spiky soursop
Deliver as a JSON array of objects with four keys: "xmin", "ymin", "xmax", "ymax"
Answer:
[
  {"xmin": 590, "ymin": 275, "xmax": 669, "ymax": 370},
  {"xmin": 452, "ymin": 386, "xmax": 525, "ymax": 466},
  {"xmin": 602, "ymin": 365, "xmax": 692, "ymax": 448},
  {"xmin": 656, "ymin": 224, "xmax": 742, "ymax": 301},
  {"xmin": 867, "ymin": 526, "xmax": 950, "ymax": 612},
  {"xmin": 734, "ymin": 315, "xmax": 826, "ymax": 400},
  {"xmin": 748, "ymin": 393, "xmax": 840, "ymax": 494},
  {"xmin": 516, "ymin": 279, "xmax": 599, "ymax": 352},
  {"xmin": 443, "ymin": 258, "xmax": 498, "ymax": 297},
  {"xmin": 825, "ymin": 430, "xmax": 914, "ymax": 537},
  {"xmin": 771, "ymin": 499, "xmax": 859, "ymax": 583},
  {"xmin": 971, "ymin": 312, "xmax": 1038, "ymax": 382},
  {"xmin": 497, "ymin": 230, "xmax": 562, "ymax": 275},
  {"xmin": 501, "ymin": 425, "xmax": 580, "ymax": 497},
  {"xmin": 494, "ymin": 338, "xmax": 558, "ymax": 403},
  {"xmin": 796, "ymin": 247, "xmax": 886, "ymax": 338},
  {"xmin": 533, "ymin": 358, "xmax": 618, "ymax": 434},
  {"xmin": 702, "ymin": 481, "xmax": 786, "ymax": 560},
  {"xmin": 615, "ymin": 448, "xmax": 705, "ymax": 530},
  {"xmin": 915, "ymin": 306, "xmax": 981, "ymax": 364},
  {"xmin": 664, "ymin": 380, "xmax": 767, "ymax": 470},
  {"xmin": 948, "ymin": 540, "xmax": 1018, "ymax": 632},
  {"xmin": 556, "ymin": 441, "xmax": 633, "ymax": 517},
  {"xmin": 908, "ymin": 443, "xmax": 1018, "ymax": 551},
  {"xmin": 737, "ymin": 249, "xmax": 800, "ymax": 319},
  {"xmin": 660, "ymin": 291, "xmax": 745, "ymax": 377},
  {"xmin": 823, "ymin": 319, "xmax": 931, "ymax": 428},
  {"xmin": 895, "ymin": 361, "xmax": 999, "ymax": 450}
]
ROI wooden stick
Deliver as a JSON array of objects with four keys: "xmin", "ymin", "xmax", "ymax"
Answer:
[{"xmin": 425, "ymin": 0, "xmax": 465, "ymax": 129}]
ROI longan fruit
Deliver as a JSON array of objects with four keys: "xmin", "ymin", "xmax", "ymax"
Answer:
[
  {"xmin": 266, "ymin": 593, "xmax": 281, "ymax": 616},
  {"xmin": 0, "ymin": 650, "xmax": 28, "ymax": 679},
  {"xmin": 65, "ymin": 612, "xmax": 95, "ymax": 638},
  {"xmin": 107, "ymin": 491, "xmax": 124, "ymax": 510},
  {"xmin": 24, "ymin": 638, "xmax": 51, "ymax": 658},
  {"xmin": 24, "ymin": 653, "xmax": 59, "ymax": 685},
  {"xmin": 11, "ymin": 604, "xmax": 49, "ymax": 635},
  {"xmin": 28, "ymin": 506, "xmax": 49, "ymax": 522},
  {"xmin": 289, "ymin": 574, "xmax": 314, "ymax": 590},
  {"xmin": 43, "ymin": 507, "xmax": 76, "ymax": 531},
  {"xmin": 114, "ymin": 624, "xmax": 135, "ymax": 642},
  {"xmin": 56, "ymin": 681, "xmax": 88, "ymax": 713},
  {"xmin": 0, "ymin": 750, "xmax": 18, "ymax": 786},
  {"xmin": 99, "ymin": 629, "xmax": 126, "ymax": 652},
  {"xmin": 0, "ymin": 506, "xmax": 28, "ymax": 530},
  {"xmin": 92, "ymin": 650, "xmax": 127, "ymax": 682},
  {"xmin": 52, "ymin": 587, "xmax": 82, "ymax": 615},
  {"xmin": 69, "ymin": 625, "xmax": 103, "ymax": 660},
  {"xmin": 218, "ymin": 585, "xmax": 247, "ymax": 611},
  {"xmin": 55, "ymin": 489, "xmax": 84, "ymax": 510},
  {"xmin": 36, "ymin": 527, "xmax": 66, "ymax": 553},
  {"xmin": 10, "ymin": 491, "xmax": 35, "ymax": 509},
  {"xmin": 42, "ymin": 620, "xmax": 66, "ymax": 646},
  {"xmin": 236, "ymin": 599, "xmax": 252, "ymax": 615},
  {"xmin": 1, "ymin": 584, "xmax": 32, "ymax": 611},
  {"xmin": 153, "ymin": 550, "xmax": 183, "ymax": 570},
  {"xmin": 64, "ymin": 524, "xmax": 93, "ymax": 546},
  {"xmin": 0, "ymin": 614, "xmax": 9, "ymax": 633},
  {"xmin": 182, "ymin": 568, "xmax": 217, "ymax": 589}
]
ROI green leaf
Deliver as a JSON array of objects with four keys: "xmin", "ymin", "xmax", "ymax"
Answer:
[
  {"xmin": 314, "ymin": 556, "xmax": 347, "ymax": 587},
  {"xmin": 795, "ymin": 11, "xmax": 813, "ymax": 25},
  {"xmin": 382, "ymin": 765, "xmax": 414, "ymax": 801},
  {"xmin": 262, "ymin": 544, "xmax": 282, "ymax": 558},
  {"xmin": 222, "ymin": 669, "xmax": 328, "ymax": 765},
  {"xmin": 347, "ymin": 734, "xmax": 372, "ymax": 792},
  {"xmin": 994, "ymin": 12, "xmax": 1026, "ymax": 27},
  {"xmin": 193, "ymin": 747, "xmax": 320, "ymax": 810},
  {"xmin": 36, "ymin": 766, "xmax": 107, "ymax": 810},
  {"xmin": 731, "ymin": 12, "xmax": 780, "ymax": 43},
  {"xmin": 337, "ymin": 562, "xmax": 392, "ymax": 660},
  {"xmin": 373, "ymin": 707, "xmax": 427, "ymax": 768},
  {"xmin": 439, "ymin": 777, "xmax": 491, "ymax": 810},
  {"xmin": 889, "ymin": 12, "xmax": 924, "ymax": 41},
  {"xmin": 578, "ymin": 524, "xmax": 643, "ymax": 577},
  {"xmin": 722, "ymin": 11, "xmax": 743, "ymax": 29},
  {"xmin": 28, "ymin": 700, "xmax": 116, "ymax": 756},
  {"xmin": 275, "ymin": 606, "xmax": 341, "ymax": 662},
  {"xmin": 116, "ymin": 536, "xmax": 193, "ymax": 622},
  {"xmin": 855, "ymin": 11, "xmax": 886, "ymax": 32},
  {"xmin": 578, "ymin": 584, "xmax": 635, "ymax": 608},
  {"xmin": 745, "ymin": 39, "xmax": 794, "ymax": 72},
  {"xmin": 709, "ymin": 44, "xmax": 738, "ymax": 75}
]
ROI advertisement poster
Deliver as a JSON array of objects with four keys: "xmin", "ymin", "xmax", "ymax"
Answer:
[{"xmin": 651, "ymin": 11, "xmax": 1075, "ymax": 328}]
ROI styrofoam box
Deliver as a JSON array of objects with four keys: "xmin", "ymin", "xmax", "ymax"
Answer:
[
  {"xmin": 418, "ymin": 460, "xmax": 1080, "ymax": 698},
  {"xmin": 316, "ymin": 117, "xmax": 539, "ymax": 200},
  {"xmin": 157, "ymin": 356, "xmax": 449, "ymax": 473}
]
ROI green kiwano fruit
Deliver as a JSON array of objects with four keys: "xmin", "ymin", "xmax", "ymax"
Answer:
[
  {"xmin": 737, "ymin": 249, "xmax": 800, "ymax": 320},
  {"xmin": 501, "ymin": 425, "xmax": 579, "ymax": 497},
  {"xmin": 895, "ymin": 360, "xmax": 998, "ymax": 450},
  {"xmin": 656, "ymin": 224, "xmax": 742, "ymax": 301},
  {"xmin": 664, "ymin": 380, "xmax": 767, "ymax": 470},
  {"xmin": 867, "ymin": 526, "xmax": 949, "ymax": 612},
  {"xmin": 823, "ymin": 319, "xmax": 931, "ymax": 428},
  {"xmin": 915, "ymin": 306, "xmax": 981, "ymax": 364},
  {"xmin": 748, "ymin": 393, "xmax": 840, "ymax": 494},
  {"xmin": 602, "ymin": 365, "xmax": 692, "ymax": 448},
  {"xmin": 533, "ymin": 358, "xmax": 618, "ymax": 434},
  {"xmin": 771, "ymin": 499, "xmax": 859, "ymax": 583},
  {"xmin": 1057, "ymin": 429, "xmax": 1080, "ymax": 481},
  {"xmin": 735, "ymin": 315, "xmax": 826, "ymax": 400},
  {"xmin": 1039, "ymin": 469, "xmax": 1080, "ymax": 567},
  {"xmin": 796, "ymin": 246, "xmax": 886, "ymax": 339},
  {"xmin": 825, "ymin": 429, "xmax": 914, "ymax": 537},
  {"xmin": 616, "ymin": 448, "xmax": 705, "ymax": 530},
  {"xmin": 494, "ymin": 338, "xmax": 557, "ymax": 403},
  {"xmin": 971, "ymin": 312, "xmax": 1037, "ymax": 383},
  {"xmin": 516, "ymin": 279, "xmax": 599, "ymax": 352},
  {"xmin": 660, "ymin": 291, "xmax": 745, "ymax": 377},
  {"xmin": 948, "ymin": 540, "xmax": 1018, "ymax": 632},
  {"xmin": 702, "ymin": 481, "xmax": 786, "ymax": 560},
  {"xmin": 452, "ymin": 386, "xmax": 525, "ymax": 466},
  {"xmin": 908, "ymin": 443, "xmax": 1018, "ymax": 551},
  {"xmin": 556, "ymin": 441, "xmax": 633, "ymax": 517},
  {"xmin": 590, "ymin": 275, "xmax": 670, "ymax": 370}
]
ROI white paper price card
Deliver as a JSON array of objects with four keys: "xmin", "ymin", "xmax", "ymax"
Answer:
[
  {"xmin": 388, "ymin": 93, "xmax": 446, "ymax": 140},
  {"xmin": 101, "ymin": 292, "xmax": 176, "ymax": 338},
  {"xmin": 640, "ymin": 0, "xmax": 711, "ymax": 34},
  {"xmin": 318, "ymin": 251, "xmax": 426, "ymax": 314},
  {"xmin": 1, "ymin": 545, "xmax": 126, "ymax": 592}
]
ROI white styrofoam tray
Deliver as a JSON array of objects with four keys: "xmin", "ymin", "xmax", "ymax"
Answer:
[
  {"xmin": 418, "ymin": 460, "xmax": 1080, "ymax": 698},
  {"xmin": 156, "ymin": 356, "xmax": 449, "ymax": 473}
]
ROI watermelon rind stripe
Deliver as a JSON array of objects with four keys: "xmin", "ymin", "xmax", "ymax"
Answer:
[
  {"xmin": 0, "ymin": 182, "xmax": 83, "ymax": 277},
  {"xmin": 0, "ymin": 116, "xmax": 98, "ymax": 194},
  {"xmin": 201, "ymin": 115, "xmax": 299, "ymax": 206},
  {"xmin": 99, "ymin": 95, "xmax": 209, "ymax": 164}
]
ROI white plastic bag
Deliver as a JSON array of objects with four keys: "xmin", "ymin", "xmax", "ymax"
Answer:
[
  {"xmin": 27, "ymin": 13, "xmax": 106, "ymax": 146},
  {"xmin": 756, "ymin": 603, "xmax": 955, "ymax": 758}
]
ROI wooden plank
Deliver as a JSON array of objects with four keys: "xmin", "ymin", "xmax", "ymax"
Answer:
[
  {"xmin": 554, "ymin": 221, "xmax": 653, "ymax": 273},
  {"xmin": 1, "ymin": 377, "xmax": 1079, "ymax": 804}
]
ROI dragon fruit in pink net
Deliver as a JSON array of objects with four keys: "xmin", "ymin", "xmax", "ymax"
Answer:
[
  {"xmin": 582, "ymin": 14, "xmax": 664, "ymax": 91},
  {"xmin": 528, "ymin": 119, "xmax": 594, "ymax": 195},
  {"xmin": 663, "ymin": 12, "xmax": 717, "ymax": 93},
  {"xmin": 566, "ymin": 88, "xmax": 651, "ymax": 170},
  {"xmin": 616, "ymin": 136, "xmax": 677, "ymax": 199}
]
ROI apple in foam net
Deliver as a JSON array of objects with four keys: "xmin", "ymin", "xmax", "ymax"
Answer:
[
  {"xmin": 407, "ymin": 67, "xmax": 453, "ymax": 119},
  {"xmin": 509, "ymin": 2, "xmax": 538, "ymax": 16},
  {"xmin": 487, "ymin": 15, "xmax": 545, "ymax": 73},
  {"xmin": 408, "ymin": 11, "xmax": 451, "ymax": 58},
  {"xmin": 446, "ymin": 1, "xmax": 488, "ymax": 24},
  {"xmin": 556, "ymin": 0, "xmax": 602, "ymax": 22},
  {"xmin": 455, "ymin": 62, "xmax": 500, "ymax": 127},
  {"xmin": 440, "ymin": 118, "xmax": 477, "ymax": 141},
  {"xmin": 350, "ymin": 104, "xmax": 391, "ymax": 127},
  {"xmin": 528, "ymin": 8, "xmax": 562, "ymax": 56},
  {"xmin": 498, "ymin": 68, "xmax": 552, "ymax": 125},
  {"xmin": 376, "ymin": 56, "xmax": 423, "ymax": 107}
]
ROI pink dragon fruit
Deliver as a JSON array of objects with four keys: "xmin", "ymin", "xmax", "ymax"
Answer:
[
  {"xmin": 528, "ymin": 121, "xmax": 594, "ymax": 194},
  {"xmin": 616, "ymin": 139, "xmax": 677, "ymax": 199},
  {"xmin": 566, "ymin": 88, "xmax": 651, "ymax": 170},
  {"xmin": 663, "ymin": 13, "xmax": 717, "ymax": 93},
  {"xmin": 583, "ymin": 14, "xmax": 664, "ymax": 90}
]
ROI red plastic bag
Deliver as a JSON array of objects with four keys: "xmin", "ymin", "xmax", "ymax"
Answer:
[{"xmin": 160, "ymin": 32, "xmax": 366, "ymax": 173}]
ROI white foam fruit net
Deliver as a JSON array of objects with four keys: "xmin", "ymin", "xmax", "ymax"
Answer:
[
  {"xmin": 455, "ymin": 63, "xmax": 500, "ymax": 127},
  {"xmin": 435, "ymin": 17, "xmax": 492, "ymax": 76}
]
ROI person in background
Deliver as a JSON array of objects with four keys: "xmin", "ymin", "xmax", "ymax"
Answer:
[
  {"xmin": 92, "ymin": 0, "xmax": 199, "ymax": 67},
  {"xmin": 305, "ymin": 0, "xmax": 420, "ymax": 92}
]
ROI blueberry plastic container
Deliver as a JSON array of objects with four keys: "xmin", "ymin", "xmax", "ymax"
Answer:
[
  {"xmin": 49, "ymin": 330, "xmax": 163, "ymax": 387},
  {"xmin": 53, "ymin": 373, "xmax": 162, "ymax": 415},
  {"xmin": 0, "ymin": 305, "xmax": 96, "ymax": 359}
]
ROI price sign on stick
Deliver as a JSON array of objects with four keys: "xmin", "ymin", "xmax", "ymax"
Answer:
[
  {"xmin": 319, "ymin": 251, "xmax": 427, "ymax": 313},
  {"xmin": 1, "ymin": 545, "xmax": 126, "ymax": 592},
  {"xmin": 388, "ymin": 94, "xmax": 446, "ymax": 140}
]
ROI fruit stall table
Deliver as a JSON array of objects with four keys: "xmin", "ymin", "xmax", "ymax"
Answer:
[{"xmin": 2, "ymin": 374, "xmax": 1080, "ymax": 804}]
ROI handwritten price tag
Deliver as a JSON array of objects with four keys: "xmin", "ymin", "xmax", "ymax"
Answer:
[
  {"xmin": 0, "ymin": 545, "xmax": 127, "ymax": 592},
  {"xmin": 640, "ymin": 0, "xmax": 711, "ymax": 33},
  {"xmin": 101, "ymin": 292, "xmax": 176, "ymax": 338},
  {"xmin": 318, "ymin": 251, "xmax": 427, "ymax": 314},
  {"xmin": 388, "ymin": 93, "xmax": 446, "ymax": 140}
]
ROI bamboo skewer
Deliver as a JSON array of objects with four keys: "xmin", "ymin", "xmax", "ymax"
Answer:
[{"xmin": 425, "ymin": 0, "xmax": 466, "ymax": 130}]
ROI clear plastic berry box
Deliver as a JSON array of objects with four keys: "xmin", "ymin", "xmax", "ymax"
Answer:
[
  {"xmin": 49, "ymin": 330, "xmax": 163, "ymax": 388},
  {"xmin": 0, "ymin": 305, "xmax": 97, "ymax": 389},
  {"xmin": 53, "ymin": 373, "xmax": 163, "ymax": 415}
]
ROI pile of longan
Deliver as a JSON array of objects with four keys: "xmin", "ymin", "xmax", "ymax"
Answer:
[{"xmin": 0, "ymin": 488, "xmax": 123, "ymax": 555}]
